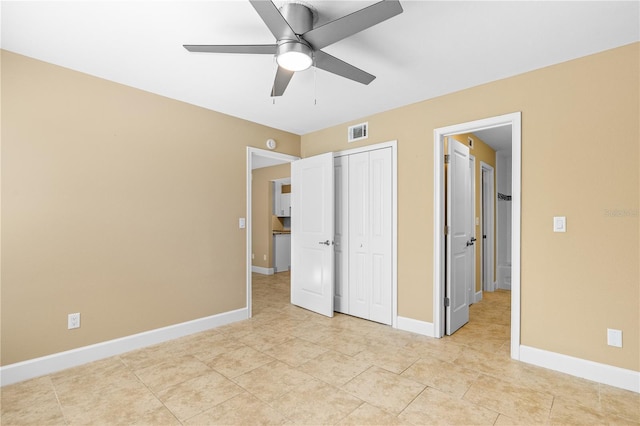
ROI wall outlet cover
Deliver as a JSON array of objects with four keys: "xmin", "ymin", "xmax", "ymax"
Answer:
[
  {"xmin": 607, "ymin": 328, "xmax": 622, "ymax": 348},
  {"xmin": 68, "ymin": 313, "xmax": 81, "ymax": 329}
]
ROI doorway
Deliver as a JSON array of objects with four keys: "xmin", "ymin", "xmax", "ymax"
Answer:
[
  {"xmin": 433, "ymin": 112, "xmax": 522, "ymax": 360},
  {"xmin": 248, "ymin": 142, "xmax": 398, "ymax": 326},
  {"xmin": 246, "ymin": 147, "xmax": 299, "ymax": 318}
]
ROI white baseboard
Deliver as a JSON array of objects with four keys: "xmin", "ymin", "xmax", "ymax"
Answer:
[
  {"xmin": 475, "ymin": 291, "xmax": 483, "ymax": 303},
  {"xmin": 252, "ymin": 266, "xmax": 274, "ymax": 275},
  {"xmin": 520, "ymin": 345, "xmax": 640, "ymax": 393},
  {"xmin": 0, "ymin": 308, "xmax": 249, "ymax": 387},
  {"xmin": 484, "ymin": 281, "xmax": 498, "ymax": 292},
  {"xmin": 397, "ymin": 316, "xmax": 435, "ymax": 337}
]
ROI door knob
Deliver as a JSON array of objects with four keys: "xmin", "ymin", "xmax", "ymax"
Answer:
[{"xmin": 318, "ymin": 240, "xmax": 331, "ymax": 246}]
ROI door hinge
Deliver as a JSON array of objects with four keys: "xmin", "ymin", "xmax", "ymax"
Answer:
[
  {"xmin": 444, "ymin": 226, "xmax": 450, "ymax": 235},
  {"xmin": 444, "ymin": 297, "xmax": 450, "ymax": 307},
  {"xmin": 444, "ymin": 154, "xmax": 450, "ymax": 164}
]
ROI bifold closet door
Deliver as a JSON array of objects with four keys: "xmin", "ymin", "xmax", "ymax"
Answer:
[
  {"xmin": 348, "ymin": 148, "xmax": 392, "ymax": 325},
  {"xmin": 333, "ymin": 155, "xmax": 349, "ymax": 314}
]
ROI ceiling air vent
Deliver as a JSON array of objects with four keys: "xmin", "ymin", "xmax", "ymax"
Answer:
[{"xmin": 348, "ymin": 122, "xmax": 368, "ymax": 143}]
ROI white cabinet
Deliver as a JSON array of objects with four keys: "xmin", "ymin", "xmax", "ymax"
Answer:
[
  {"xmin": 273, "ymin": 233, "xmax": 291, "ymax": 272},
  {"xmin": 273, "ymin": 179, "xmax": 291, "ymax": 217},
  {"xmin": 279, "ymin": 192, "xmax": 291, "ymax": 217}
]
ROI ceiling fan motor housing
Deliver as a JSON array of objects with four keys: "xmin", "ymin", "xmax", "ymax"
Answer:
[{"xmin": 279, "ymin": 2, "xmax": 316, "ymax": 35}]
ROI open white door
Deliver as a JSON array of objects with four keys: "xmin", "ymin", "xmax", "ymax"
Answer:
[
  {"xmin": 291, "ymin": 152, "xmax": 335, "ymax": 317},
  {"xmin": 446, "ymin": 138, "xmax": 471, "ymax": 334}
]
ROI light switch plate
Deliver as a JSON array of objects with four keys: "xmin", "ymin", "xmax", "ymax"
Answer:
[
  {"xmin": 553, "ymin": 216, "xmax": 566, "ymax": 232},
  {"xmin": 239, "ymin": 218, "xmax": 246, "ymax": 229}
]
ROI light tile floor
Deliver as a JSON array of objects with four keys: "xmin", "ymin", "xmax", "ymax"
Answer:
[{"xmin": 2, "ymin": 272, "xmax": 639, "ymax": 425}]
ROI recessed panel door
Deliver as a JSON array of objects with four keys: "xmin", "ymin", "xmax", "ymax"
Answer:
[
  {"xmin": 368, "ymin": 148, "xmax": 392, "ymax": 324},
  {"xmin": 291, "ymin": 153, "xmax": 335, "ymax": 317},
  {"xmin": 348, "ymin": 151, "xmax": 370, "ymax": 319},
  {"xmin": 334, "ymin": 155, "xmax": 349, "ymax": 313},
  {"xmin": 446, "ymin": 139, "xmax": 471, "ymax": 334}
]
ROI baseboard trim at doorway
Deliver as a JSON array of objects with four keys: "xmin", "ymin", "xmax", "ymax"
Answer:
[
  {"xmin": 252, "ymin": 266, "xmax": 274, "ymax": 275},
  {"xmin": 397, "ymin": 316, "xmax": 435, "ymax": 337},
  {"xmin": 520, "ymin": 345, "xmax": 640, "ymax": 393},
  {"xmin": 0, "ymin": 308, "xmax": 248, "ymax": 387}
]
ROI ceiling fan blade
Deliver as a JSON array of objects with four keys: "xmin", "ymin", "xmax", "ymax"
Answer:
[
  {"xmin": 303, "ymin": 0, "xmax": 403, "ymax": 50},
  {"xmin": 271, "ymin": 66, "xmax": 295, "ymax": 97},
  {"xmin": 314, "ymin": 50, "xmax": 375, "ymax": 85},
  {"xmin": 183, "ymin": 44, "xmax": 277, "ymax": 54},
  {"xmin": 250, "ymin": 0, "xmax": 298, "ymax": 41}
]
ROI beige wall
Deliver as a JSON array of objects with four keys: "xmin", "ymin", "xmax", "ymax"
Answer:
[
  {"xmin": 451, "ymin": 133, "xmax": 497, "ymax": 292},
  {"xmin": 251, "ymin": 163, "xmax": 291, "ymax": 269},
  {"xmin": 0, "ymin": 51, "xmax": 300, "ymax": 365},
  {"xmin": 302, "ymin": 43, "xmax": 639, "ymax": 371},
  {"xmin": 2, "ymin": 43, "xmax": 639, "ymax": 374}
]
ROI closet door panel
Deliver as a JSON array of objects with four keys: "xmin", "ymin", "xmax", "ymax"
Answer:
[
  {"xmin": 348, "ymin": 152, "xmax": 370, "ymax": 319},
  {"xmin": 369, "ymin": 148, "xmax": 392, "ymax": 324},
  {"xmin": 334, "ymin": 156, "xmax": 349, "ymax": 313}
]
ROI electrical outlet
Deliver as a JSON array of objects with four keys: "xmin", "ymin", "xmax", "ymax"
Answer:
[
  {"xmin": 263, "ymin": 254, "xmax": 267, "ymax": 261},
  {"xmin": 68, "ymin": 313, "xmax": 80, "ymax": 330}
]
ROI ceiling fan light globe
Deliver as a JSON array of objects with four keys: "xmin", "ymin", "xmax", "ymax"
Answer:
[
  {"xmin": 276, "ymin": 41, "xmax": 312, "ymax": 72},
  {"xmin": 277, "ymin": 51, "xmax": 312, "ymax": 71}
]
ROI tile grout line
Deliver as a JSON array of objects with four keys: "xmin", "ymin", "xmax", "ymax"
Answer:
[{"xmin": 47, "ymin": 375, "xmax": 70, "ymax": 426}]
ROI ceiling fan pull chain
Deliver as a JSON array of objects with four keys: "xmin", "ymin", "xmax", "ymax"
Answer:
[{"xmin": 272, "ymin": 55, "xmax": 277, "ymax": 105}]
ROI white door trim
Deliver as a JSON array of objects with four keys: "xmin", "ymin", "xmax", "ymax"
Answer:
[
  {"xmin": 433, "ymin": 113, "xmax": 521, "ymax": 361},
  {"xmin": 334, "ymin": 140, "xmax": 398, "ymax": 328},
  {"xmin": 469, "ymin": 154, "xmax": 476, "ymax": 306},
  {"xmin": 480, "ymin": 162, "xmax": 495, "ymax": 293},
  {"xmin": 246, "ymin": 147, "xmax": 300, "ymax": 317}
]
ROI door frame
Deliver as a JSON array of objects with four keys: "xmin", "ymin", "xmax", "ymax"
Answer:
[
  {"xmin": 480, "ymin": 162, "xmax": 495, "ymax": 292},
  {"xmin": 245, "ymin": 142, "xmax": 397, "ymax": 326},
  {"xmin": 433, "ymin": 112, "xmax": 521, "ymax": 360},
  {"xmin": 246, "ymin": 147, "xmax": 300, "ymax": 317},
  {"xmin": 469, "ymin": 154, "xmax": 476, "ymax": 305}
]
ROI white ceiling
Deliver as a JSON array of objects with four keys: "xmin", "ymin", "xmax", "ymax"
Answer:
[
  {"xmin": 474, "ymin": 126, "xmax": 512, "ymax": 153},
  {"xmin": 2, "ymin": 1, "xmax": 639, "ymax": 136}
]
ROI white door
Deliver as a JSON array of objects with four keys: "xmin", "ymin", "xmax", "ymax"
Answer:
[
  {"xmin": 481, "ymin": 165, "xmax": 495, "ymax": 292},
  {"xmin": 348, "ymin": 151, "xmax": 370, "ymax": 319},
  {"xmin": 367, "ymin": 148, "xmax": 393, "ymax": 324},
  {"xmin": 334, "ymin": 155, "xmax": 349, "ymax": 313},
  {"xmin": 291, "ymin": 153, "xmax": 335, "ymax": 317},
  {"xmin": 446, "ymin": 138, "xmax": 471, "ymax": 334},
  {"xmin": 467, "ymin": 156, "xmax": 476, "ymax": 305},
  {"xmin": 348, "ymin": 149, "xmax": 393, "ymax": 325}
]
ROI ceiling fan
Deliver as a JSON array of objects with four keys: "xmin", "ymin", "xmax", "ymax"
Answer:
[{"xmin": 184, "ymin": 0, "xmax": 403, "ymax": 97}]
